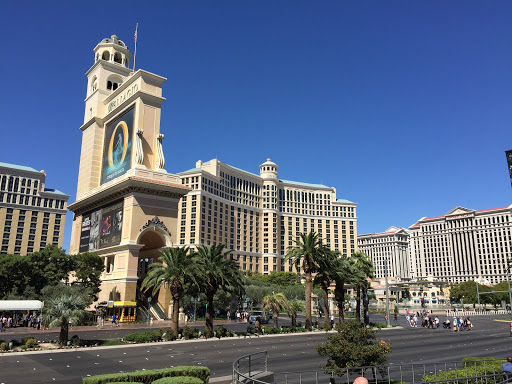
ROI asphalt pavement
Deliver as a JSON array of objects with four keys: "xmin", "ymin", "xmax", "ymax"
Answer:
[{"xmin": 0, "ymin": 312, "xmax": 511, "ymax": 384}]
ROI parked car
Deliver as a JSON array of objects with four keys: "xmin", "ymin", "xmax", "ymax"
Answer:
[{"xmin": 248, "ymin": 310, "xmax": 269, "ymax": 324}]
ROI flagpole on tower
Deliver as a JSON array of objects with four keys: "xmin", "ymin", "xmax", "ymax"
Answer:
[{"xmin": 133, "ymin": 23, "xmax": 138, "ymax": 73}]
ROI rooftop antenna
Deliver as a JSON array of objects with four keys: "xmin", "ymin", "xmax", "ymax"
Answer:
[{"xmin": 133, "ymin": 23, "xmax": 138, "ymax": 72}]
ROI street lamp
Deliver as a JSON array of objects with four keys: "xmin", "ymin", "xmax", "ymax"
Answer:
[{"xmin": 147, "ymin": 297, "xmax": 152, "ymax": 324}]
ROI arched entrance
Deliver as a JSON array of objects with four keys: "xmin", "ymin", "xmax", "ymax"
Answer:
[{"xmin": 135, "ymin": 218, "xmax": 173, "ymax": 319}]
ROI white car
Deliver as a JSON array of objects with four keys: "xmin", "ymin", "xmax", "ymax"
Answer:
[{"xmin": 248, "ymin": 311, "xmax": 269, "ymax": 324}]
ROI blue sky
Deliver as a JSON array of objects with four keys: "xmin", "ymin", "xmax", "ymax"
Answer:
[{"xmin": 1, "ymin": 1, "xmax": 512, "ymax": 252}]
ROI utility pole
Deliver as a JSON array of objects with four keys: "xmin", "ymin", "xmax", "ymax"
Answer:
[
  {"xmin": 475, "ymin": 280, "xmax": 480, "ymax": 309},
  {"xmin": 507, "ymin": 269, "xmax": 512, "ymax": 313},
  {"xmin": 385, "ymin": 259, "xmax": 391, "ymax": 327}
]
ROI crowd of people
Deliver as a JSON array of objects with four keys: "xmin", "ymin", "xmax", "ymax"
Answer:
[
  {"xmin": 226, "ymin": 310, "xmax": 250, "ymax": 321},
  {"xmin": 400, "ymin": 308, "xmax": 472, "ymax": 331},
  {"xmin": 0, "ymin": 313, "xmax": 41, "ymax": 331}
]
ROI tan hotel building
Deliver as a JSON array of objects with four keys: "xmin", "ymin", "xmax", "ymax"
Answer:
[
  {"xmin": 178, "ymin": 158, "xmax": 357, "ymax": 274},
  {"xmin": 409, "ymin": 205, "xmax": 512, "ymax": 285},
  {"xmin": 68, "ymin": 35, "xmax": 357, "ymax": 317},
  {"xmin": 0, "ymin": 162, "xmax": 69, "ymax": 255},
  {"xmin": 357, "ymin": 226, "xmax": 411, "ymax": 280}
]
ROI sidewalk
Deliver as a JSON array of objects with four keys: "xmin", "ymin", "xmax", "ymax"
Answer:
[{"xmin": 0, "ymin": 318, "xmax": 244, "ymax": 336}]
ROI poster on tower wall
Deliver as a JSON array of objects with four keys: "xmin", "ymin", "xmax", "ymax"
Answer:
[
  {"xmin": 99, "ymin": 201, "xmax": 124, "ymax": 249},
  {"xmin": 79, "ymin": 210, "xmax": 100, "ymax": 252},
  {"xmin": 101, "ymin": 107, "xmax": 134, "ymax": 185}
]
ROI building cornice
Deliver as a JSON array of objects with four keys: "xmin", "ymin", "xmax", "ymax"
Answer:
[{"xmin": 69, "ymin": 173, "xmax": 191, "ymax": 216}]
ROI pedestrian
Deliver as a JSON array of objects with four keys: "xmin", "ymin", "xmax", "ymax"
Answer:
[
  {"xmin": 503, "ymin": 357, "xmax": 512, "ymax": 379},
  {"xmin": 36, "ymin": 315, "xmax": 40, "ymax": 330},
  {"xmin": 115, "ymin": 314, "xmax": 120, "ymax": 326},
  {"xmin": 384, "ymin": 314, "xmax": 388, "ymax": 323},
  {"xmin": 255, "ymin": 316, "xmax": 261, "ymax": 334},
  {"xmin": 227, "ymin": 310, "xmax": 231, "ymax": 320},
  {"xmin": 112, "ymin": 314, "xmax": 116, "ymax": 326},
  {"xmin": 330, "ymin": 314, "xmax": 335, "ymax": 329},
  {"xmin": 393, "ymin": 313, "xmax": 398, "ymax": 324}
]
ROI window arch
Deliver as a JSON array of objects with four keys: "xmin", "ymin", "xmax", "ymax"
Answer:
[
  {"xmin": 113, "ymin": 52, "xmax": 122, "ymax": 64},
  {"xmin": 102, "ymin": 51, "xmax": 110, "ymax": 61},
  {"xmin": 106, "ymin": 75, "xmax": 122, "ymax": 91}
]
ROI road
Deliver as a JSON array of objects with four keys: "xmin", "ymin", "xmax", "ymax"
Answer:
[{"xmin": 0, "ymin": 313, "xmax": 511, "ymax": 384}]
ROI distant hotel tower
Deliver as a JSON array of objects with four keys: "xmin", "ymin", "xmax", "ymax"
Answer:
[
  {"xmin": 409, "ymin": 206, "xmax": 512, "ymax": 285},
  {"xmin": 68, "ymin": 35, "xmax": 357, "ymax": 319},
  {"xmin": 357, "ymin": 227, "xmax": 410, "ymax": 280},
  {"xmin": 0, "ymin": 162, "xmax": 69, "ymax": 255}
]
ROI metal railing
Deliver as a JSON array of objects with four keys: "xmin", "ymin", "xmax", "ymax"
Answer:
[
  {"xmin": 274, "ymin": 359, "xmax": 508, "ymax": 384},
  {"xmin": 233, "ymin": 351, "xmax": 269, "ymax": 384},
  {"xmin": 231, "ymin": 356, "xmax": 509, "ymax": 384}
]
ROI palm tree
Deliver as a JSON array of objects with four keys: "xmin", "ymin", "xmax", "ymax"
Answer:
[
  {"xmin": 289, "ymin": 300, "xmax": 305, "ymax": 327},
  {"xmin": 262, "ymin": 292, "xmax": 290, "ymax": 328},
  {"xmin": 313, "ymin": 251, "xmax": 336, "ymax": 330},
  {"xmin": 285, "ymin": 231, "xmax": 332, "ymax": 331},
  {"xmin": 141, "ymin": 246, "xmax": 198, "ymax": 337},
  {"xmin": 331, "ymin": 254, "xmax": 352, "ymax": 323},
  {"xmin": 351, "ymin": 251, "xmax": 375, "ymax": 325},
  {"xmin": 195, "ymin": 244, "xmax": 244, "ymax": 337},
  {"xmin": 42, "ymin": 292, "xmax": 88, "ymax": 345}
]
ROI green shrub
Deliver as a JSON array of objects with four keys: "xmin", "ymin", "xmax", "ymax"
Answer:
[
  {"xmin": 21, "ymin": 335, "xmax": 36, "ymax": 345},
  {"xmin": 214, "ymin": 326, "xmax": 233, "ymax": 338},
  {"xmin": 82, "ymin": 366, "xmax": 209, "ymax": 384},
  {"xmin": 25, "ymin": 338, "xmax": 38, "ymax": 348},
  {"xmin": 9, "ymin": 339, "xmax": 21, "ymax": 347},
  {"xmin": 163, "ymin": 328, "xmax": 176, "ymax": 341},
  {"xmin": 261, "ymin": 326, "xmax": 281, "ymax": 334},
  {"xmin": 423, "ymin": 359, "xmax": 505, "ymax": 384},
  {"xmin": 0, "ymin": 342, "xmax": 8, "ymax": 351},
  {"xmin": 246, "ymin": 326, "xmax": 255, "ymax": 334},
  {"xmin": 123, "ymin": 330, "xmax": 161, "ymax": 343},
  {"xmin": 152, "ymin": 376, "xmax": 203, "ymax": 384},
  {"xmin": 182, "ymin": 327, "xmax": 196, "ymax": 340}
]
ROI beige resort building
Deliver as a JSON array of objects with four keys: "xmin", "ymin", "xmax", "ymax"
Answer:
[
  {"xmin": 409, "ymin": 205, "xmax": 512, "ymax": 285},
  {"xmin": 0, "ymin": 162, "xmax": 69, "ymax": 256},
  {"xmin": 68, "ymin": 35, "xmax": 357, "ymax": 320}
]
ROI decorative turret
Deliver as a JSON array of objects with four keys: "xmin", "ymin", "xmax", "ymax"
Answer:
[
  {"xmin": 94, "ymin": 35, "xmax": 132, "ymax": 69},
  {"xmin": 259, "ymin": 158, "xmax": 278, "ymax": 179}
]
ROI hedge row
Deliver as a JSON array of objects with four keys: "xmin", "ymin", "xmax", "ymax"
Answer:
[
  {"xmin": 153, "ymin": 377, "xmax": 203, "ymax": 384},
  {"xmin": 423, "ymin": 358, "xmax": 505, "ymax": 384},
  {"xmin": 82, "ymin": 366, "xmax": 209, "ymax": 384},
  {"xmin": 123, "ymin": 331, "xmax": 162, "ymax": 343},
  {"xmin": 261, "ymin": 325, "xmax": 307, "ymax": 334}
]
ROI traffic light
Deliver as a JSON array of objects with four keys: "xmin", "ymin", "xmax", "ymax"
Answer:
[{"xmin": 421, "ymin": 298, "xmax": 425, "ymax": 307}]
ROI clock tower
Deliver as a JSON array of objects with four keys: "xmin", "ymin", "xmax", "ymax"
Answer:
[{"xmin": 68, "ymin": 35, "xmax": 190, "ymax": 320}]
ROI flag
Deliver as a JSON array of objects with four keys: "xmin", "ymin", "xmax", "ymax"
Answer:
[{"xmin": 134, "ymin": 26, "xmax": 138, "ymax": 43}]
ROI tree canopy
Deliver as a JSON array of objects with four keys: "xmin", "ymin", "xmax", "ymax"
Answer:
[{"xmin": 0, "ymin": 245, "xmax": 104, "ymax": 302}]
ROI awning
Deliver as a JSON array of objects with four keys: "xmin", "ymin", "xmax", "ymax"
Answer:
[
  {"xmin": 0, "ymin": 300, "xmax": 44, "ymax": 311},
  {"xmin": 114, "ymin": 301, "xmax": 136, "ymax": 307}
]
